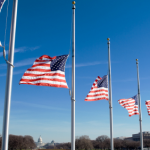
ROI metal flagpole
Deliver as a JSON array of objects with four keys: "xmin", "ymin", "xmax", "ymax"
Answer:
[
  {"xmin": 107, "ymin": 38, "xmax": 114, "ymax": 150},
  {"xmin": 136, "ymin": 59, "xmax": 143, "ymax": 150},
  {"xmin": 1, "ymin": 1, "xmax": 18, "ymax": 150},
  {"xmin": 71, "ymin": 1, "xmax": 75, "ymax": 150}
]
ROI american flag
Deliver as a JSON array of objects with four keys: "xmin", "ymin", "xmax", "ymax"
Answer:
[
  {"xmin": 19, "ymin": 55, "xmax": 68, "ymax": 88},
  {"xmin": 118, "ymin": 95, "xmax": 139, "ymax": 117},
  {"xmin": 145, "ymin": 100, "xmax": 150, "ymax": 116},
  {"xmin": 85, "ymin": 75, "xmax": 108, "ymax": 101},
  {"xmin": 0, "ymin": 0, "xmax": 5, "ymax": 12}
]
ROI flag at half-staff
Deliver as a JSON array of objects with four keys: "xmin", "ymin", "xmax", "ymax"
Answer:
[
  {"xmin": 85, "ymin": 38, "xmax": 114, "ymax": 150},
  {"xmin": 118, "ymin": 94, "xmax": 139, "ymax": 117},
  {"xmin": 145, "ymin": 100, "xmax": 150, "ymax": 116},
  {"xmin": 19, "ymin": 54, "xmax": 69, "ymax": 88},
  {"xmin": 85, "ymin": 75, "xmax": 108, "ymax": 101},
  {"xmin": 0, "ymin": 0, "xmax": 6, "ymax": 12}
]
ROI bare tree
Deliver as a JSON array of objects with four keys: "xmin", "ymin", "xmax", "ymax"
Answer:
[
  {"xmin": 55, "ymin": 142, "xmax": 71, "ymax": 149},
  {"xmin": 96, "ymin": 135, "xmax": 109, "ymax": 143},
  {"xmin": 96, "ymin": 135, "xmax": 109, "ymax": 149},
  {"xmin": 23, "ymin": 136, "xmax": 30, "ymax": 149},
  {"xmin": 18, "ymin": 136, "xmax": 23, "ymax": 150},
  {"xmin": 131, "ymin": 141, "xmax": 140, "ymax": 149},
  {"xmin": 27, "ymin": 136, "xmax": 36, "ymax": 149},
  {"xmin": 121, "ymin": 140, "xmax": 140, "ymax": 150},
  {"xmin": 122, "ymin": 139, "xmax": 129, "ymax": 149},
  {"xmin": 8, "ymin": 135, "xmax": 18, "ymax": 150},
  {"xmin": 104, "ymin": 138, "xmax": 110, "ymax": 150},
  {"xmin": 144, "ymin": 139, "xmax": 150, "ymax": 148},
  {"xmin": 7, "ymin": 134, "xmax": 35, "ymax": 150},
  {"xmin": 75, "ymin": 135, "xmax": 93, "ymax": 150},
  {"xmin": 114, "ymin": 139, "xmax": 122, "ymax": 150},
  {"xmin": 22, "ymin": 135, "xmax": 35, "ymax": 149},
  {"xmin": 0, "ymin": 137, "xmax": 2, "ymax": 150},
  {"xmin": 91, "ymin": 140, "xmax": 99, "ymax": 149},
  {"xmin": 80, "ymin": 135, "xmax": 90, "ymax": 140}
]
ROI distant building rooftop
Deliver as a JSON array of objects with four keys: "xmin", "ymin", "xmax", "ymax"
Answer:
[
  {"xmin": 132, "ymin": 131, "xmax": 150, "ymax": 141},
  {"xmin": 115, "ymin": 136, "xmax": 126, "ymax": 140},
  {"xmin": 124, "ymin": 137, "xmax": 133, "ymax": 141}
]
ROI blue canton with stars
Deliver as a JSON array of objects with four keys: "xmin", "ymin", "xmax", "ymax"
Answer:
[
  {"xmin": 51, "ymin": 55, "xmax": 68, "ymax": 72},
  {"xmin": 0, "ymin": 0, "xmax": 5, "ymax": 12},
  {"xmin": 131, "ymin": 94, "xmax": 139, "ymax": 105},
  {"xmin": 97, "ymin": 75, "xmax": 108, "ymax": 88}
]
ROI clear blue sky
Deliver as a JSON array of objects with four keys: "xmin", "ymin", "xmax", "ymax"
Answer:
[{"xmin": 0, "ymin": 0, "xmax": 150, "ymax": 143}]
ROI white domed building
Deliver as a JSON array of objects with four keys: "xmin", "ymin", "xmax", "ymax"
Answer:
[
  {"xmin": 51, "ymin": 140, "xmax": 55, "ymax": 146},
  {"xmin": 36, "ymin": 136, "xmax": 46, "ymax": 148},
  {"xmin": 38, "ymin": 136, "xmax": 42, "ymax": 143},
  {"xmin": 35, "ymin": 136, "xmax": 57, "ymax": 148}
]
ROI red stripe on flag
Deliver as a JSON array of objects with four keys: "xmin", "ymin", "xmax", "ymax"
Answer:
[
  {"xmin": 20, "ymin": 78, "xmax": 67, "ymax": 83},
  {"xmin": 38, "ymin": 55, "xmax": 56, "ymax": 60},
  {"xmin": 32, "ymin": 64, "xmax": 50, "ymax": 67},
  {"xmin": 89, "ymin": 89, "xmax": 108, "ymax": 93},
  {"xmin": 20, "ymin": 82, "xmax": 68, "ymax": 88},
  {"xmin": 85, "ymin": 97, "xmax": 109, "ymax": 101},
  {"xmin": 27, "ymin": 68, "xmax": 51, "ymax": 72},
  {"xmin": 23, "ymin": 73, "xmax": 65, "ymax": 77},
  {"xmin": 86, "ymin": 93, "xmax": 108, "ymax": 97}
]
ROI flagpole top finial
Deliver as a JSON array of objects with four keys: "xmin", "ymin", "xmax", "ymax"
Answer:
[
  {"xmin": 72, "ymin": 1, "xmax": 75, "ymax": 4},
  {"xmin": 136, "ymin": 59, "xmax": 138, "ymax": 61},
  {"xmin": 107, "ymin": 38, "xmax": 110, "ymax": 41}
]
